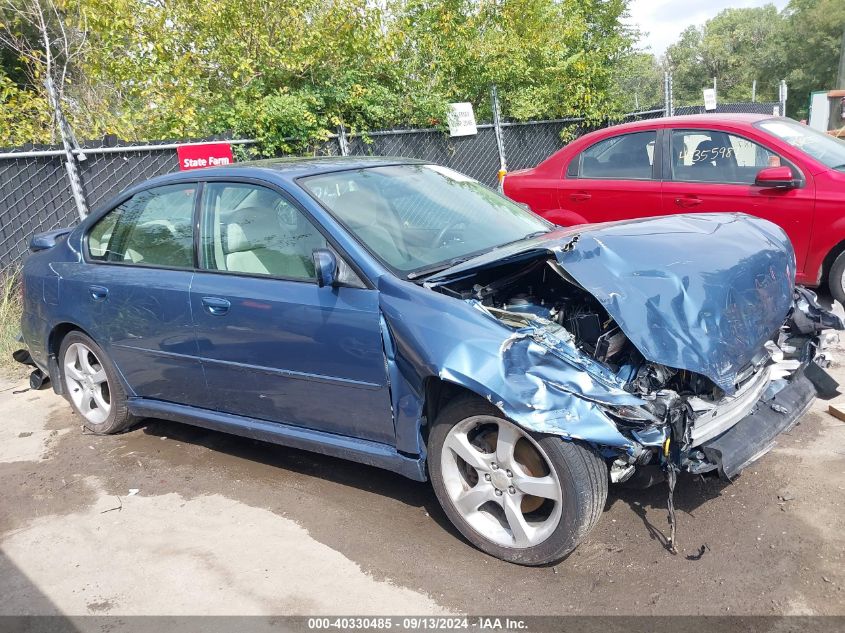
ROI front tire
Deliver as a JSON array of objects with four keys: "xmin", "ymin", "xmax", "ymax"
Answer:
[
  {"xmin": 59, "ymin": 331, "xmax": 135, "ymax": 435},
  {"xmin": 828, "ymin": 251, "xmax": 845, "ymax": 306},
  {"xmin": 428, "ymin": 396, "xmax": 607, "ymax": 565}
]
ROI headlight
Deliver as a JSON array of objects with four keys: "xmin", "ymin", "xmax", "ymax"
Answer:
[{"xmin": 603, "ymin": 403, "xmax": 662, "ymax": 425}]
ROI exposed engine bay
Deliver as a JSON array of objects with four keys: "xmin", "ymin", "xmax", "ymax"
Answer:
[{"xmin": 432, "ymin": 254, "xmax": 843, "ymax": 485}]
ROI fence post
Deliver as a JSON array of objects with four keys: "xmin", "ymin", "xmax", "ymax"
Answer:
[
  {"xmin": 779, "ymin": 80, "xmax": 788, "ymax": 117},
  {"xmin": 663, "ymin": 72, "xmax": 674, "ymax": 117},
  {"xmin": 337, "ymin": 124, "xmax": 350, "ymax": 156},
  {"xmin": 669, "ymin": 73, "xmax": 674, "ymax": 116},
  {"xmin": 45, "ymin": 76, "xmax": 88, "ymax": 220},
  {"xmin": 490, "ymin": 85, "xmax": 507, "ymax": 181}
]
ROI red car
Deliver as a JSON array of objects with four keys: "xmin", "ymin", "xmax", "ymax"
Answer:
[{"xmin": 503, "ymin": 115, "xmax": 845, "ymax": 301}]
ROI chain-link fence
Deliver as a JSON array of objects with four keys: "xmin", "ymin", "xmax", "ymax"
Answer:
[
  {"xmin": 0, "ymin": 139, "xmax": 256, "ymax": 272},
  {"xmin": 0, "ymin": 101, "xmax": 783, "ymax": 273},
  {"xmin": 674, "ymin": 102, "xmax": 782, "ymax": 116},
  {"xmin": 0, "ymin": 152, "xmax": 78, "ymax": 274}
]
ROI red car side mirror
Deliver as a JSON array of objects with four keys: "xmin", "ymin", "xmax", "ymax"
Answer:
[{"xmin": 755, "ymin": 166, "xmax": 796, "ymax": 189}]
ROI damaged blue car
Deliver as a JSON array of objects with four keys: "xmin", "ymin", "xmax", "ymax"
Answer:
[{"xmin": 16, "ymin": 157, "xmax": 843, "ymax": 565}]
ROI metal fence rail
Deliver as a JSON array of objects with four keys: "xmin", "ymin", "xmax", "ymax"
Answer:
[
  {"xmin": 674, "ymin": 102, "xmax": 782, "ymax": 116},
  {"xmin": 0, "ymin": 155, "xmax": 77, "ymax": 274},
  {"xmin": 346, "ymin": 125, "xmax": 502, "ymax": 185},
  {"xmin": 0, "ymin": 102, "xmax": 782, "ymax": 273}
]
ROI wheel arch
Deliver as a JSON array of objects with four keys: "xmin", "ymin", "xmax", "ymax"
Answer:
[
  {"xmin": 819, "ymin": 239, "xmax": 845, "ymax": 288},
  {"xmin": 421, "ymin": 377, "xmax": 492, "ymax": 447},
  {"xmin": 46, "ymin": 322, "xmax": 90, "ymax": 395},
  {"xmin": 542, "ymin": 208, "xmax": 589, "ymax": 227},
  {"xmin": 46, "ymin": 323, "xmax": 134, "ymax": 398},
  {"xmin": 48, "ymin": 322, "xmax": 91, "ymax": 357}
]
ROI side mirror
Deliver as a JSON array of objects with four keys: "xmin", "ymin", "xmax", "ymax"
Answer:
[
  {"xmin": 755, "ymin": 166, "xmax": 796, "ymax": 189},
  {"xmin": 30, "ymin": 228, "xmax": 72, "ymax": 252},
  {"xmin": 313, "ymin": 248, "xmax": 338, "ymax": 288}
]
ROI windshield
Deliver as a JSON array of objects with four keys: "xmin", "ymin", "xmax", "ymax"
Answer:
[
  {"xmin": 300, "ymin": 164, "xmax": 551, "ymax": 276},
  {"xmin": 757, "ymin": 119, "xmax": 845, "ymax": 171}
]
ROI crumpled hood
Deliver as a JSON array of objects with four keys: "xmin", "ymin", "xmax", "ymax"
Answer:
[{"xmin": 430, "ymin": 213, "xmax": 796, "ymax": 393}]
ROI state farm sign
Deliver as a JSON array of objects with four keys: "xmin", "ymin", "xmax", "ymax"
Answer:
[{"xmin": 176, "ymin": 143, "xmax": 234, "ymax": 171}]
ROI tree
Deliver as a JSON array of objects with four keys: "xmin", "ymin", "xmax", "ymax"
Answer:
[
  {"xmin": 780, "ymin": 0, "xmax": 845, "ymax": 118},
  {"xmin": 612, "ymin": 51, "xmax": 664, "ymax": 111},
  {"xmin": 0, "ymin": 0, "xmax": 88, "ymax": 144},
  {"xmin": 0, "ymin": 0, "xmax": 638, "ymax": 148},
  {"xmin": 665, "ymin": 5, "xmax": 784, "ymax": 106},
  {"xmin": 660, "ymin": 0, "xmax": 845, "ymax": 118}
]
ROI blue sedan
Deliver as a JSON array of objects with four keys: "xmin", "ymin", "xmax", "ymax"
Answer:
[{"xmin": 16, "ymin": 157, "xmax": 843, "ymax": 564}]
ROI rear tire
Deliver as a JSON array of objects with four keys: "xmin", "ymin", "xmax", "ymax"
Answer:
[
  {"xmin": 59, "ymin": 331, "xmax": 135, "ymax": 435},
  {"xmin": 428, "ymin": 395, "xmax": 607, "ymax": 565},
  {"xmin": 828, "ymin": 251, "xmax": 845, "ymax": 306}
]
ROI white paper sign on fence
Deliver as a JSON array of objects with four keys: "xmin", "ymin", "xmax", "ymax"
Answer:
[
  {"xmin": 447, "ymin": 103, "xmax": 478, "ymax": 137},
  {"xmin": 703, "ymin": 89, "xmax": 717, "ymax": 111}
]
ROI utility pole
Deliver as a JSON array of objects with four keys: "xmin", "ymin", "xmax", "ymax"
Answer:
[{"xmin": 752, "ymin": 80, "xmax": 757, "ymax": 102}]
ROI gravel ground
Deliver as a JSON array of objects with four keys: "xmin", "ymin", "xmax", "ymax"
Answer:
[{"xmin": 1, "ymin": 302, "xmax": 844, "ymax": 617}]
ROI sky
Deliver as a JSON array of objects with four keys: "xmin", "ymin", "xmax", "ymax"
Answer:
[{"xmin": 625, "ymin": 0, "xmax": 790, "ymax": 57}]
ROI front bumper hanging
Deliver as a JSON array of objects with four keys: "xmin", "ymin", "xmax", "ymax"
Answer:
[{"xmin": 700, "ymin": 367, "xmax": 818, "ymax": 479}]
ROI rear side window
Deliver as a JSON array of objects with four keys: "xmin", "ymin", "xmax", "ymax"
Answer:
[
  {"xmin": 87, "ymin": 184, "xmax": 197, "ymax": 268},
  {"xmin": 578, "ymin": 131, "xmax": 656, "ymax": 180}
]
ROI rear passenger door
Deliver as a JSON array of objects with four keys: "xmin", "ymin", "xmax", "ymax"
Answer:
[
  {"xmin": 189, "ymin": 181, "xmax": 396, "ymax": 444},
  {"xmin": 556, "ymin": 130, "xmax": 663, "ymax": 224},
  {"xmin": 62, "ymin": 183, "xmax": 205, "ymax": 406}
]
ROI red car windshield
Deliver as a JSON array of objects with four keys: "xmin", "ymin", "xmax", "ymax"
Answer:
[{"xmin": 757, "ymin": 118, "xmax": 845, "ymax": 171}]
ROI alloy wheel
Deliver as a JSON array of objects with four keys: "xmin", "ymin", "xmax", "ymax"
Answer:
[
  {"xmin": 440, "ymin": 417, "xmax": 563, "ymax": 548},
  {"xmin": 63, "ymin": 342, "xmax": 111, "ymax": 425}
]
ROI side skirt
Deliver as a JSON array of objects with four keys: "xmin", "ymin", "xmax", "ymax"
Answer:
[{"xmin": 127, "ymin": 398, "xmax": 427, "ymax": 482}]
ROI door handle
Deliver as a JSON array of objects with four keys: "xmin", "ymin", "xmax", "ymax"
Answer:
[
  {"xmin": 88, "ymin": 285, "xmax": 108, "ymax": 301},
  {"xmin": 569, "ymin": 192, "xmax": 592, "ymax": 202},
  {"xmin": 675, "ymin": 197, "xmax": 703, "ymax": 208},
  {"xmin": 201, "ymin": 296, "xmax": 231, "ymax": 316}
]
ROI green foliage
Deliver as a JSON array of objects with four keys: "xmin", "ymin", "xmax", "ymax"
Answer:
[
  {"xmin": 0, "ymin": 269, "xmax": 25, "ymax": 378},
  {"xmin": 0, "ymin": 0, "xmax": 636, "ymax": 150},
  {"xmin": 0, "ymin": 70, "xmax": 52, "ymax": 146},
  {"xmin": 666, "ymin": 5, "xmax": 784, "ymax": 105},
  {"xmin": 662, "ymin": 0, "xmax": 845, "ymax": 118},
  {"xmin": 612, "ymin": 52, "xmax": 664, "ymax": 111},
  {"xmin": 780, "ymin": 0, "xmax": 845, "ymax": 118}
]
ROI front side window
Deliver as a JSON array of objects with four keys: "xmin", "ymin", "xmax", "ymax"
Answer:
[
  {"xmin": 578, "ymin": 131, "xmax": 656, "ymax": 180},
  {"xmin": 300, "ymin": 164, "xmax": 551, "ymax": 276},
  {"xmin": 199, "ymin": 182, "xmax": 327, "ymax": 280},
  {"xmin": 87, "ymin": 184, "xmax": 196, "ymax": 267},
  {"xmin": 671, "ymin": 129, "xmax": 788, "ymax": 184}
]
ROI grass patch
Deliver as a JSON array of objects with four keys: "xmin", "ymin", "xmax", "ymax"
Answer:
[{"xmin": 0, "ymin": 269, "xmax": 27, "ymax": 380}]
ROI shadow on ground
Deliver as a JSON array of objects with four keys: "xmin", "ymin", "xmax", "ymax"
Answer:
[{"xmin": 133, "ymin": 415, "xmax": 731, "ymax": 557}]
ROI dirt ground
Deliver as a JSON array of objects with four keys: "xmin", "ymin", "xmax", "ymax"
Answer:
[{"xmin": 1, "ymin": 305, "xmax": 844, "ymax": 617}]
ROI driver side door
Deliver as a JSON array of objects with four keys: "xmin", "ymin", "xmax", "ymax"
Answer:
[{"xmin": 662, "ymin": 128, "xmax": 816, "ymax": 274}]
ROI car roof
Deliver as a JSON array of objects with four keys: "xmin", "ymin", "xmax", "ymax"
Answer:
[
  {"xmin": 599, "ymin": 113, "xmax": 775, "ymax": 134},
  {"xmin": 134, "ymin": 155, "xmax": 427, "ymax": 190}
]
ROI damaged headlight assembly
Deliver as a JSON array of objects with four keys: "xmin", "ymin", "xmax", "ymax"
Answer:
[{"xmin": 601, "ymin": 403, "xmax": 663, "ymax": 425}]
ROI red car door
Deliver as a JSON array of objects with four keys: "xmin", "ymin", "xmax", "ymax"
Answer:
[
  {"xmin": 552, "ymin": 129, "xmax": 664, "ymax": 225},
  {"xmin": 662, "ymin": 127, "xmax": 816, "ymax": 275}
]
